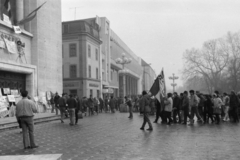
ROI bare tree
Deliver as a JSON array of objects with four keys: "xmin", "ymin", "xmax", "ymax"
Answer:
[
  {"xmin": 183, "ymin": 39, "xmax": 229, "ymax": 93},
  {"xmin": 220, "ymin": 32, "xmax": 240, "ymax": 91}
]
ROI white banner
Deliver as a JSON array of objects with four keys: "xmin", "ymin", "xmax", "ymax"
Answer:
[{"xmin": 3, "ymin": 38, "xmax": 18, "ymax": 54}]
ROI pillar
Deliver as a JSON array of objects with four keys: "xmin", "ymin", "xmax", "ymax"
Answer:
[{"xmin": 16, "ymin": 0, "xmax": 24, "ymax": 27}]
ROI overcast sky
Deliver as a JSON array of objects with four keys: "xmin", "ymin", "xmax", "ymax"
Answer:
[{"xmin": 62, "ymin": 0, "xmax": 240, "ymax": 90}]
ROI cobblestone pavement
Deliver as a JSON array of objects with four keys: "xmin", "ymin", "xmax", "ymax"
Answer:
[{"xmin": 0, "ymin": 112, "xmax": 240, "ymax": 160}]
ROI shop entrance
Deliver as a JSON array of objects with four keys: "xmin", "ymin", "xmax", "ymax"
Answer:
[{"xmin": 0, "ymin": 71, "xmax": 26, "ymax": 95}]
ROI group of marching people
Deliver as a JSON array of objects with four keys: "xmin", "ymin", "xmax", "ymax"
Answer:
[
  {"xmin": 50, "ymin": 93, "xmax": 124, "ymax": 125},
  {"xmin": 150, "ymin": 90, "xmax": 240, "ymax": 126}
]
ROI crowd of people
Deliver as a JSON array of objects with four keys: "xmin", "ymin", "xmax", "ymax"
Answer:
[
  {"xmin": 15, "ymin": 88, "xmax": 240, "ymax": 149},
  {"xmin": 50, "ymin": 93, "xmax": 130, "ymax": 125},
  {"xmin": 149, "ymin": 90, "xmax": 240, "ymax": 126}
]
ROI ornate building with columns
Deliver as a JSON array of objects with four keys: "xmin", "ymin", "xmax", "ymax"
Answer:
[{"xmin": 0, "ymin": 0, "xmax": 62, "ymax": 97}]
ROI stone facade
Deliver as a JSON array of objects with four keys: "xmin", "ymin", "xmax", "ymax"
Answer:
[{"xmin": 0, "ymin": 0, "xmax": 62, "ymax": 97}]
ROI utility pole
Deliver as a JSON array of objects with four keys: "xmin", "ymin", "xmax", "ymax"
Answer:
[
  {"xmin": 169, "ymin": 73, "xmax": 178, "ymax": 93},
  {"xmin": 69, "ymin": 7, "xmax": 81, "ymax": 20}
]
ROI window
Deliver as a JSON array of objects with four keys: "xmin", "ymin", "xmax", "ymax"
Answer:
[
  {"xmin": 95, "ymin": 49, "xmax": 98, "ymax": 60},
  {"xmin": 88, "ymin": 65, "xmax": 91, "ymax": 78},
  {"xmin": 88, "ymin": 45, "xmax": 91, "ymax": 58},
  {"xmin": 90, "ymin": 89, "xmax": 93, "ymax": 96},
  {"xmin": 69, "ymin": 44, "xmax": 76, "ymax": 57},
  {"xmin": 96, "ymin": 68, "xmax": 98, "ymax": 79},
  {"xmin": 70, "ymin": 65, "xmax": 77, "ymax": 78}
]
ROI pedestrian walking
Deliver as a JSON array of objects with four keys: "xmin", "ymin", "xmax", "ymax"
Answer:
[
  {"xmin": 58, "ymin": 93, "xmax": 67, "ymax": 123},
  {"xmin": 88, "ymin": 95, "xmax": 94, "ymax": 116},
  {"xmin": 125, "ymin": 96, "xmax": 133, "ymax": 118},
  {"xmin": 203, "ymin": 95, "xmax": 214, "ymax": 123},
  {"xmin": 16, "ymin": 90, "xmax": 38, "ymax": 149},
  {"xmin": 153, "ymin": 98, "xmax": 161, "ymax": 123},
  {"xmin": 53, "ymin": 92, "xmax": 60, "ymax": 115},
  {"xmin": 173, "ymin": 92, "xmax": 181, "ymax": 123},
  {"xmin": 229, "ymin": 91, "xmax": 239, "ymax": 123},
  {"xmin": 212, "ymin": 93, "xmax": 223, "ymax": 124},
  {"xmin": 182, "ymin": 91, "xmax": 190, "ymax": 124},
  {"xmin": 99, "ymin": 97, "xmax": 104, "ymax": 113},
  {"xmin": 109, "ymin": 96, "xmax": 115, "ymax": 113},
  {"xmin": 140, "ymin": 91, "xmax": 153, "ymax": 131},
  {"xmin": 223, "ymin": 93, "xmax": 230, "ymax": 122},
  {"xmin": 67, "ymin": 94, "xmax": 77, "ymax": 126},
  {"xmin": 164, "ymin": 93, "xmax": 173, "ymax": 125},
  {"xmin": 189, "ymin": 90, "xmax": 203, "ymax": 125},
  {"xmin": 75, "ymin": 95, "xmax": 82, "ymax": 125}
]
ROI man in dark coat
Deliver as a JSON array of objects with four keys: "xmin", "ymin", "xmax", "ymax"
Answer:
[
  {"xmin": 109, "ymin": 96, "xmax": 115, "ymax": 113},
  {"xmin": 67, "ymin": 94, "xmax": 77, "ymax": 126},
  {"xmin": 58, "ymin": 93, "xmax": 67, "ymax": 123}
]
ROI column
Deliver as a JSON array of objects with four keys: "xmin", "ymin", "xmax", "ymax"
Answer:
[{"xmin": 16, "ymin": 0, "xmax": 24, "ymax": 26}]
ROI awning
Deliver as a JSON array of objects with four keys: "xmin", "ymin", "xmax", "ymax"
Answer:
[{"xmin": 103, "ymin": 85, "xmax": 119, "ymax": 89}]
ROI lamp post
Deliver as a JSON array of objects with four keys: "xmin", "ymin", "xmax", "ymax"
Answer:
[
  {"xmin": 143, "ymin": 63, "xmax": 151, "ymax": 91},
  {"xmin": 115, "ymin": 53, "xmax": 132, "ymax": 99},
  {"xmin": 169, "ymin": 73, "xmax": 178, "ymax": 93}
]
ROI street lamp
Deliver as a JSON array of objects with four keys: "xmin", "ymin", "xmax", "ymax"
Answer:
[
  {"xmin": 115, "ymin": 53, "xmax": 132, "ymax": 99},
  {"xmin": 143, "ymin": 63, "xmax": 151, "ymax": 91},
  {"xmin": 169, "ymin": 73, "xmax": 178, "ymax": 93}
]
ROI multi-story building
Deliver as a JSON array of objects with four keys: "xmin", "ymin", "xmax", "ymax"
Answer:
[
  {"xmin": 62, "ymin": 19, "xmax": 102, "ymax": 98},
  {"xmin": 141, "ymin": 59, "xmax": 156, "ymax": 92},
  {"xmin": 62, "ymin": 16, "xmax": 156, "ymax": 98},
  {"xmin": 0, "ymin": 0, "xmax": 62, "ymax": 97}
]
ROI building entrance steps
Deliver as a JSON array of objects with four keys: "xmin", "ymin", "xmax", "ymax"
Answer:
[
  {"xmin": 0, "ymin": 154, "xmax": 62, "ymax": 160},
  {"xmin": 0, "ymin": 113, "xmax": 60, "ymax": 132}
]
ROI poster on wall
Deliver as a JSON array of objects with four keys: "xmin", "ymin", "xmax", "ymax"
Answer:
[
  {"xmin": 3, "ymin": 38, "xmax": 18, "ymax": 54},
  {"xmin": 11, "ymin": 90, "xmax": 18, "ymax": 96},
  {"xmin": 7, "ymin": 95, "xmax": 15, "ymax": 102},
  {"xmin": 0, "ymin": 96, "xmax": 9, "ymax": 118},
  {"xmin": 3, "ymin": 88, "xmax": 10, "ymax": 95},
  {"xmin": 46, "ymin": 91, "xmax": 51, "ymax": 101}
]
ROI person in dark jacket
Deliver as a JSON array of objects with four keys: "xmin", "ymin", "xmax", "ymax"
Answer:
[
  {"xmin": 88, "ymin": 95, "xmax": 94, "ymax": 116},
  {"xmin": 125, "ymin": 96, "xmax": 133, "ymax": 118},
  {"xmin": 75, "ymin": 95, "xmax": 82, "ymax": 125},
  {"xmin": 109, "ymin": 96, "xmax": 115, "ymax": 113},
  {"xmin": 58, "ymin": 93, "xmax": 67, "ymax": 123},
  {"xmin": 173, "ymin": 92, "xmax": 181, "ymax": 123},
  {"xmin": 203, "ymin": 95, "xmax": 214, "ymax": 123},
  {"xmin": 67, "ymin": 94, "xmax": 77, "ymax": 126},
  {"xmin": 153, "ymin": 98, "xmax": 161, "ymax": 123},
  {"xmin": 229, "ymin": 91, "xmax": 239, "ymax": 123},
  {"xmin": 140, "ymin": 91, "xmax": 153, "ymax": 130},
  {"xmin": 99, "ymin": 97, "xmax": 104, "ymax": 113},
  {"xmin": 53, "ymin": 92, "xmax": 60, "ymax": 115},
  {"xmin": 182, "ymin": 91, "xmax": 190, "ymax": 125}
]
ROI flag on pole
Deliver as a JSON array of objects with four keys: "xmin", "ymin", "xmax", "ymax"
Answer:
[
  {"xmin": 149, "ymin": 68, "xmax": 166, "ymax": 103},
  {"xmin": 4, "ymin": 0, "xmax": 11, "ymax": 18},
  {"xmin": 17, "ymin": 1, "xmax": 47, "ymax": 25}
]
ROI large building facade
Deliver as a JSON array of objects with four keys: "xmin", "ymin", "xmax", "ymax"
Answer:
[
  {"xmin": 62, "ymin": 20, "xmax": 101, "ymax": 98},
  {"xmin": 62, "ymin": 17, "xmax": 156, "ymax": 98},
  {"xmin": 0, "ymin": 0, "xmax": 62, "ymax": 97}
]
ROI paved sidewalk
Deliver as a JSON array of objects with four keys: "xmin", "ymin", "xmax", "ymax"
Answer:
[
  {"xmin": 0, "ymin": 112, "xmax": 240, "ymax": 160},
  {"xmin": 0, "ymin": 113, "xmax": 58, "ymax": 125}
]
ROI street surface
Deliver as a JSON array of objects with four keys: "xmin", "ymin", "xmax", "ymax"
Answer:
[{"xmin": 0, "ymin": 112, "xmax": 240, "ymax": 160}]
